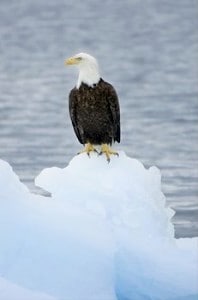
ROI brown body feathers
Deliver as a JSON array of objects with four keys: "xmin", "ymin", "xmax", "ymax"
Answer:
[{"xmin": 69, "ymin": 78, "xmax": 120, "ymax": 145}]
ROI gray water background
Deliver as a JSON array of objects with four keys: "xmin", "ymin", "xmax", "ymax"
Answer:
[{"xmin": 0, "ymin": 0, "xmax": 197, "ymax": 238}]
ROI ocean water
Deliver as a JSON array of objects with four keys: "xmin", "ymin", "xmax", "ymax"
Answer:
[{"xmin": 0, "ymin": 0, "xmax": 197, "ymax": 238}]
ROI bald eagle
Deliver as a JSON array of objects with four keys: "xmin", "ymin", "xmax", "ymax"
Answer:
[{"xmin": 65, "ymin": 53, "xmax": 120, "ymax": 162}]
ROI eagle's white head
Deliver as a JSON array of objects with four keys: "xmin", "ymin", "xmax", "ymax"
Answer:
[{"xmin": 65, "ymin": 52, "xmax": 100, "ymax": 88}]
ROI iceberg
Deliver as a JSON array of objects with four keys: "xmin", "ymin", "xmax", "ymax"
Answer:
[{"xmin": 0, "ymin": 152, "xmax": 197, "ymax": 300}]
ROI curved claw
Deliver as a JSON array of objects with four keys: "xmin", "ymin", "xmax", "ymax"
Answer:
[
  {"xmin": 93, "ymin": 149, "xmax": 99, "ymax": 154},
  {"xmin": 78, "ymin": 143, "xmax": 98, "ymax": 157},
  {"xmin": 99, "ymin": 144, "xmax": 119, "ymax": 163}
]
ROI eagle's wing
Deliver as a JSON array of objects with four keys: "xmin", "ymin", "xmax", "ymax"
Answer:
[
  {"xmin": 69, "ymin": 89, "xmax": 83, "ymax": 144},
  {"xmin": 107, "ymin": 84, "xmax": 120, "ymax": 143}
]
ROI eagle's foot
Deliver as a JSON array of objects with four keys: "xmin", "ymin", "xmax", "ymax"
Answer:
[
  {"xmin": 78, "ymin": 143, "xmax": 98, "ymax": 157},
  {"xmin": 99, "ymin": 144, "xmax": 119, "ymax": 163}
]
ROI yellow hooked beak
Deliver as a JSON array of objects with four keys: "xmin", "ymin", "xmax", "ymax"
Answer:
[{"xmin": 64, "ymin": 56, "xmax": 80, "ymax": 66}]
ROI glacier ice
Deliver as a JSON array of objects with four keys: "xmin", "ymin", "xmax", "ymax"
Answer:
[{"xmin": 0, "ymin": 152, "xmax": 197, "ymax": 300}]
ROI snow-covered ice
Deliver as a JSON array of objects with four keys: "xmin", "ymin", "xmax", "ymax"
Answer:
[{"xmin": 0, "ymin": 152, "xmax": 197, "ymax": 300}]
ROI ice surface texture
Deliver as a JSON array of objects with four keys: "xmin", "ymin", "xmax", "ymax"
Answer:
[{"xmin": 0, "ymin": 152, "xmax": 197, "ymax": 300}]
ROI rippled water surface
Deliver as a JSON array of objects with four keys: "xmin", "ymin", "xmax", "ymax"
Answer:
[{"xmin": 0, "ymin": 0, "xmax": 198, "ymax": 237}]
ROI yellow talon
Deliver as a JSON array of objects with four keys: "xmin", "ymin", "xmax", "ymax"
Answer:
[
  {"xmin": 78, "ymin": 143, "xmax": 98, "ymax": 156},
  {"xmin": 99, "ymin": 144, "xmax": 119, "ymax": 162}
]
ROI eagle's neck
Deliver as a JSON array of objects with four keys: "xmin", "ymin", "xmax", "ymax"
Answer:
[{"xmin": 77, "ymin": 62, "xmax": 100, "ymax": 89}]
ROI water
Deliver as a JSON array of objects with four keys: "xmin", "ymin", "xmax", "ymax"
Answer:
[{"xmin": 0, "ymin": 0, "xmax": 197, "ymax": 238}]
